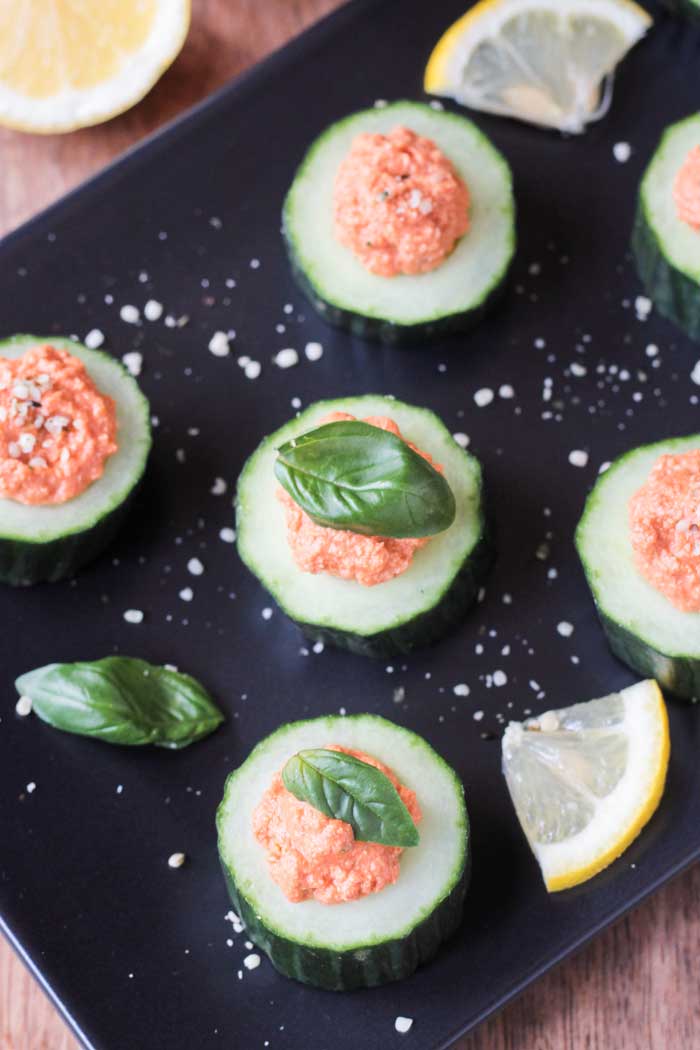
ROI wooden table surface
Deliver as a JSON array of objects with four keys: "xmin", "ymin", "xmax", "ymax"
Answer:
[{"xmin": 1, "ymin": 2, "xmax": 699, "ymax": 1048}]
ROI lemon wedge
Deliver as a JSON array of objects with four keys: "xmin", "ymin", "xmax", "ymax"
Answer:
[
  {"xmin": 0, "ymin": 0, "xmax": 190, "ymax": 134},
  {"xmin": 424, "ymin": 0, "xmax": 652, "ymax": 133},
  {"xmin": 502, "ymin": 679, "xmax": 669, "ymax": 891}
]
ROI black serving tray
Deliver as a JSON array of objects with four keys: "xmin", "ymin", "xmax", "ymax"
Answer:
[{"xmin": 1, "ymin": 2, "xmax": 699, "ymax": 1048}]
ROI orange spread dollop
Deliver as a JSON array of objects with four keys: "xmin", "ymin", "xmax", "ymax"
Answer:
[
  {"xmin": 278, "ymin": 412, "xmax": 442, "ymax": 587},
  {"xmin": 252, "ymin": 745, "xmax": 421, "ymax": 904},
  {"xmin": 629, "ymin": 448, "xmax": 700, "ymax": 612},
  {"xmin": 673, "ymin": 146, "xmax": 700, "ymax": 230},
  {"xmin": 0, "ymin": 345, "xmax": 118, "ymax": 505},
  {"xmin": 333, "ymin": 125, "xmax": 470, "ymax": 276}
]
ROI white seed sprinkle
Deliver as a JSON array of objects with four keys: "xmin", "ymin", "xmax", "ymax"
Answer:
[
  {"xmin": 453, "ymin": 683, "xmax": 470, "ymax": 697},
  {"xmin": 18, "ymin": 433, "xmax": 35, "ymax": 453},
  {"xmin": 123, "ymin": 609, "xmax": 144, "ymax": 624},
  {"xmin": 187, "ymin": 557, "xmax": 204, "ymax": 576},
  {"xmin": 557, "ymin": 621, "xmax": 574, "ymax": 638},
  {"xmin": 493, "ymin": 670, "xmax": 508, "ymax": 687},
  {"xmin": 613, "ymin": 141, "xmax": 632, "ymax": 164},
  {"xmin": 474, "ymin": 388, "xmax": 494, "ymax": 408},
  {"xmin": 122, "ymin": 352, "xmax": 142, "ymax": 377},
  {"xmin": 395, "ymin": 1017, "xmax": 413, "ymax": 1034},
  {"xmin": 304, "ymin": 341, "xmax": 323, "ymax": 361},
  {"xmin": 85, "ymin": 328, "xmax": 104, "ymax": 349},
  {"xmin": 15, "ymin": 696, "xmax": 33, "ymax": 717},
  {"xmin": 219, "ymin": 527, "xmax": 236, "ymax": 543},
  {"xmin": 26, "ymin": 782, "xmax": 36, "ymax": 794},
  {"xmin": 119, "ymin": 304, "xmax": 140, "ymax": 324},
  {"xmin": 244, "ymin": 360, "xmax": 261, "ymax": 380},
  {"xmin": 144, "ymin": 299, "xmax": 163, "ymax": 321},
  {"xmin": 452, "ymin": 432, "xmax": 470, "ymax": 448},
  {"xmin": 499, "ymin": 384, "xmax": 515, "ymax": 399},
  {"xmin": 570, "ymin": 362, "xmax": 587, "ymax": 377},
  {"xmin": 312, "ymin": 641, "xmax": 324, "ymax": 654},
  {"xmin": 473, "ymin": 710, "xmax": 484, "ymax": 721},
  {"xmin": 274, "ymin": 348, "xmax": 298, "ymax": 369},
  {"xmin": 7, "ymin": 443, "xmax": 20, "ymax": 458},
  {"xmin": 261, "ymin": 607, "xmax": 273, "ymax": 621},
  {"xmin": 28, "ymin": 456, "xmax": 47, "ymax": 469},
  {"xmin": 249, "ymin": 258, "xmax": 261, "ymax": 270},
  {"xmin": 243, "ymin": 953, "xmax": 261, "ymax": 970},
  {"xmin": 210, "ymin": 477, "xmax": 227, "ymax": 496},
  {"xmin": 179, "ymin": 587, "xmax": 194, "ymax": 602},
  {"xmin": 568, "ymin": 449, "xmax": 589, "ymax": 468},
  {"xmin": 691, "ymin": 361, "xmax": 700, "ymax": 386},
  {"xmin": 635, "ymin": 295, "xmax": 652, "ymax": 320},
  {"xmin": 168, "ymin": 852, "xmax": 186, "ymax": 869},
  {"xmin": 208, "ymin": 331, "xmax": 230, "ymax": 358}
]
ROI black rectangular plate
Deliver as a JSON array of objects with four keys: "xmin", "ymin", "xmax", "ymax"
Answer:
[{"xmin": 2, "ymin": 2, "xmax": 699, "ymax": 1048}]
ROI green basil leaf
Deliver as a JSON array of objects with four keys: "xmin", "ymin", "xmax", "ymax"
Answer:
[
  {"xmin": 15, "ymin": 657, "xmax": 224, "ymax": 749},
  {"xmin": 281, "ymin": 747, "xmax": 419, "ymax": 847},
  {"xmin": 274, "ymin": 420, "xmax": 456, "ymax": 538}
]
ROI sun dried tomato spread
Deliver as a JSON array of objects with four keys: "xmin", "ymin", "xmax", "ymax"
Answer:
[
  {"xmin": 333, "ymin": 125, "xmax": 470, "ymax": 276},
  {"xmin": 673, "ymin": 147, "xmax": 700, "ymax": 230},
  {"xmin": 0, "ymin": 345, "xmax": 118, "ymax": 505},
  {"xmin": 253, "ymin": 746, "xmax": 421, "ymax": 904},
  {"xmin": 278, "ymin": 412, "xmax": 443, "ymax": 586},
  {"xmin": 629, "ymin": 448, "xmax": 700, "ymax": 612}
]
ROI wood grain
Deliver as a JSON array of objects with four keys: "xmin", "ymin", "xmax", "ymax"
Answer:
[{"xmin": 0, "ymin": 2, "xmax": 698, "ymax": 1048}]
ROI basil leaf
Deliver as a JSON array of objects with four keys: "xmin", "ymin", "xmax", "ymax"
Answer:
[
  {"xmin": 281, "ymin": 748, "xmax": 419, "ymax": 847},
  {"xmin": 15, "ymin": 657, "xmax": 224, "ymax": 749},
  {"xmin": 274, "ymin": 420, "xmax": 455, "ymax": 538}
]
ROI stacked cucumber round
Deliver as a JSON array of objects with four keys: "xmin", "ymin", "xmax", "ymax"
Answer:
[
  {"xmin": 283, "ymin": 101, "xmax": 516, "ymax": 344},
  {"xmin": 632, "ymin": 113, "xmax": 700, "ymax": 341},
  {"xmin": 236, "ymin": 395, "xmax": 492, "ymax": 657},
  {"xmin": 576, "ymin": 435, "xmax": 700, "ymax": 702},
  {"xmin": 217, "ymin": 714, "xmax": 469, "ymax": 990},
  {"xmin": 0, "ymin": 336, "xmax": 151, "ymax": 586}
]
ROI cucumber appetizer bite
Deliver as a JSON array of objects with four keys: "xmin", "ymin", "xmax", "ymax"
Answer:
[
  {"xmin": 216, "ymin": 714, "xmax": 469, "ymax": 990},
  {"xmin": 576, "ymin": 435, "xmax": 700, "ymax": 700},
  {"xmin": 236, "ymin": 395, "xmax": 492, "ymax": 657},
  {"xmin": 283, "ymin": 101, "xmax": 515, "ymax": 343},
  {"xmin": 633, "ymin": 113, "xmax": 700, "ymax": 340},
  {"xmin": 0, "ymin": 335, "xmax": 151, "ymax": 585}
]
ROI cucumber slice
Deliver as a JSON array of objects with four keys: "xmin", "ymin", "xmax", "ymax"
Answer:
[
  {"xmin": 0, "ymin": 335, "xmax": 151, "ymax": 585},
  {"xmin": 632, "ymin": 113, "xmax": 700, "ymax": 341},
  {"xmin": 575, "ymin": 435, "xmax": 700, "ymax": 701},
  {"xmin": 216, "ymin": 714, "xmax": 469, "ymax": 990},
  {"xmin": 283, "ymin": 101, "xmax": 515, "ymax": 344},
  {"xmin": 236, "ymin": 396, "xmax": 492, "ymax": 657}
]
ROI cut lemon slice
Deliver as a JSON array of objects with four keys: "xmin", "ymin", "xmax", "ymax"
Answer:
[
  {"xmin": 424, "ymin": 0, "xmax": 652, "ymax": 133},
  {"xmin": 502, "ymin": 679, "xmax": 669, "ymax": 891},
  {"xmin": 0, "ymin": 0, "xmax": 190, "ymax": 134}
]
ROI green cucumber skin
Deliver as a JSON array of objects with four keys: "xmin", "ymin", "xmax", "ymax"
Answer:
[
  {"xmin": 662, "ymin": 0, "xmax": 700, "ymax": 18},
  {"xmin": 632, "ymin": 199, "xmax": 700, "ymax": 342},
  {"xmin": 293, "ymin": 525, "xmax": 494, "ymax": 658},
  {"xmin": 283, "ymin": 222, "xmax": 511, "ymax": 346},
  {"xmin": 0, "ymin": 490, "xmax": 140, "ymax": 586},
  {"xmin": 220, "ymin": 841, "xmax": 469, "ymax": 992},
  {"xmin": 598, "ymin": 608, "xmax": 700, "ymax": 703}
]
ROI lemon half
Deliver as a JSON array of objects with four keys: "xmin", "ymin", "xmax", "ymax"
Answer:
[
  {"xmin": 0, "ymin": 0, "xmax": 190, "ymax": 134},
  {"xmin": 502, "ymin": 679, "xmax": 670, "ymax": 892},
  {"xmin": 424, "ymin": 0, "xmax": 652, "ymax": 133}
]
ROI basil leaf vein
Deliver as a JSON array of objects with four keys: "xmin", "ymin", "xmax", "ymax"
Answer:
[
  {"xmin": 281, "ymin": 747, "xmax": 419, "ymax": 847},
  {"xmin": 15, "ymin": 657, "xmax": 224, "ymax": 749},
  {"xmin": 275, "ymin": 421, "xmax": 456, "ymax": 538}
]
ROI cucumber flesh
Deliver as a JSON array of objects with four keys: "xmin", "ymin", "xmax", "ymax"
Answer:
[
  {"xmin": 575, "ymin": 435, "xmax": 700, "ymax": 701},
  {"xmin": 283, "ymin": 101, "xmax": 515, "ymax": 343},
  {"xmin": 216, "ymin": 714, "xmax": 468, "ymax": 990},
  {"xmin": 633, "ymin": 113, "xmax": 700, "ymax": 340},
  {"xmin": 0, "ymin": 335, "xmax": 151, "ymax": 585},
  {"xmin": 236, "ymin": 396, "xmax": 491, "ymax": 656}
]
